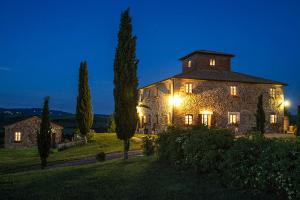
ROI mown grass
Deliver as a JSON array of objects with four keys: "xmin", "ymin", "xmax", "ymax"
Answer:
[
  {"xmin": 0, "ymin": 156, "xmax": 274, "ymax": 200},
  {"xmin": 0, "ymin": 133, "xmax": 143, "ymax": 174}
]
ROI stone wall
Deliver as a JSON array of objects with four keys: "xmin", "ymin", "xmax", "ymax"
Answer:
[
  {"xmin": 4, "ymin": 117, "xmax": 63, "ymax": 148},
  {"xmin": 138, "ymin": 79, "xmax": 285, "ymax": 134},
  {"xmin": 182, "ymin": 54, "xmax": 232, "ymax": 72}
]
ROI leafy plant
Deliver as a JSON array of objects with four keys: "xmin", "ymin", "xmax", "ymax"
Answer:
[{"xmin": 142, "ymin": 135, "xmax": 156, "ymax": 156}]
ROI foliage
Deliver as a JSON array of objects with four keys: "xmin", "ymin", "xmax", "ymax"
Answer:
[
  {"xmin": 107, "ymin": 113, "xmax": 116, "ymax": 133},
  {"xmin": 256, "ymin": 94, "xmax": 266, "ymax": 134},
  {"xmin": 141, "ymin": 135, "xmax": 156, "ymax": 156},
  {"xmin": 76, "ymin": 61, "xmax": 93, "ymax": 143},
  {"xmin": 297, "ymin": 105, "xmax": 300, "ymax": 136},
  {"xmin": 113, "ymin": 8, "xmax": 138, "ymax": 159},
  {"xmin": 37, "ymin": 97, "xmax": 52, "ymax": 169},
  {"xmin": 157, "ymin": 127, "xmax": 300, "ymax": 199},
  {"xmin": 96, "ymin": 152, "xmax": 106, "ymax": 161},
  {"xmin": 223, "ymin": 135, "xmax": 300, "ymax": 199}
]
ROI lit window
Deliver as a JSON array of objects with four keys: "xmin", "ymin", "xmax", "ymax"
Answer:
[
  {"xmin": 15, "ymin": 132, "xmax": 21, "ymax": 142},
  {"xmin": 188, "ymin": 60, "xmax": 192, "ymax": 68},
  {"xmin": 201, "ymin": 114, "xmax": 209, "ymax": 126},
  {"xmin": 185, "ymin": 114, "xmax": 193, "ymax": 125},
  {"xmin": 270, "ymin": 114, "xmax": 277, "ymax": 124},
  {"xmin": 185, "ymin": 83, "xmax": 193, "ymax": 93},
  {"xmin": 230, "ymin": 86, "xmax": 237, "ymax": 96},
  {"xmin": 270, "ymin": 88, "xmax": 276, "ymax": 98},
  {"xmin": 228, "ymin": 112, "xmax": 240, "ymax": 124},
  {"xmin": 209, "ymin": 59, "xmax": 216, "ymax": 66}
]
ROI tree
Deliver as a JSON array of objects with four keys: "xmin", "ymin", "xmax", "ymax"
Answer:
[
  {"xmin": 76, "ymin": 61, "xmax": 93, "ymax": 143},
  {"xmin": 113, "ymin": 8, "xmax": 138, "ymax": 159},
  {"xmin": 256, "ymin": 94, "xmax": 266, "ymax": 134},
  {"xmin": 296, "ymin": 105, "xmax": 300, "ymax": 136},
  {"xmin": 37, "ymin": 97, "xmax": 52, "ymax": 169},
  {"xmin": 107, "ymin": 113, "xmax": 116, "ymax": 133}
]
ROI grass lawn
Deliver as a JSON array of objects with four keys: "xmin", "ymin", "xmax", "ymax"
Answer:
[
  {"xmin": 0, "ymin": 156, "xmax": 274, "ymax": 200},
  {"xmin": 0, "ymin": 133, "xmax": 143, "ymax": 174}
]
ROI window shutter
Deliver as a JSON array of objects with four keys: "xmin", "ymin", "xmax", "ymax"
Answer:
[
  {"xmin": 211, "ymin": 113, "xmax": 215, "ymax": 127},
  {"xmin": 198, "ymin": 114, "xmax": 202, "ymax": 125}
]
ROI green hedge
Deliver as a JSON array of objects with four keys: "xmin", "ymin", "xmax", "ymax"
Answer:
[{"xmin": 156, "ymin": 128, "xmax": 300, "ymax": 199}]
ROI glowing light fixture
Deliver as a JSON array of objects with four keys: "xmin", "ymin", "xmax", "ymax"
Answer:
[
  {"xmin": 169, "ymin": 95, "xmax": 182, "ymax": 107},
  {"xmin": 284, "ymin": 100, "xmax": 290, "ymax": 107}
]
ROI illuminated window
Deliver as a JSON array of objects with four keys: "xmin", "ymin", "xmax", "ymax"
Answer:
[
  {"xmin": 185, "ymin": 83, "xmax": 193, "ymax": 93},
  {"xmin": 185, "ymin": 114, "xmax": 193, "ymax": 125},
  {"xmin": 201, "ymin": 114, "xmax": 209, "ymax": 126},
  {"xmin": 228, "ymin": 112, "xmax": 240, "ymax": 124},
  {"xmin": 270, "ymin": 88, "xmax": 276, "ymax": 98},
  {"xmin": 14, "ymin": 132, "xmax": 21, "ymax": 142},
  {"xmin": 230, "ymin": 86, "xmax": 237, "ymax": 96},
  {"xmin": 209, "ymin": 59, "xmax": 216, "ymax": 66},
  {"xmin": 188, "ymin": 60, "xmax": 192, "ymax": 68},
  {"xmin": 270, "ymin": 114, "xmax": 277, "ymax": 124}
]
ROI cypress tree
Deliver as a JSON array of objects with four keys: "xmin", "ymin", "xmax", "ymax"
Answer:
[
  {"xmin": 256, "ymin": 94, "xmax": 266, "ymax": 134},
  {"xmin": 113, "ymin": 8, "xmax": 138, "ymax": 159},
  {"xmin": 76, "ymin": 61, "xmax": 93, "ymax": 143},
  {"xmin": 37, "ymin": 97, "xmax": 52, "ymax": 169},
  {"xmin": 296, "ymin": 105, "xmax": 300, "ymax": 136},
  {"xmin": 107, "ymin": 113, "xmax": 116, "ymax": 133}
]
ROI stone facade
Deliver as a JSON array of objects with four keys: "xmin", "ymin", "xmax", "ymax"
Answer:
[
  {"xmin": 4, "ymin": 116, "xmax": 63, "ymax": 148},
  {"xmin": 137, "ymin": 50, "xmax": 286, "ymax": 134}
]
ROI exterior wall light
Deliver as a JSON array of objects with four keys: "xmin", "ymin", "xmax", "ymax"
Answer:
[
  {"xmin": 169, "ymin": 95, "xmax": 182, "ymax": 107},
  {"xmin": 284, "ymin": 100, "xmax": 290, "ymax": 107}
]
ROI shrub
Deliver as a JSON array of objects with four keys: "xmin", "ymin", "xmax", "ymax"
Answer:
[
  {"xmin": 184, "ymin": 128, "xmax": 234, "ymax": 173},
  {"xmin": 96, "ymin": 152, "xmax": 106, "ymax": 162},
  {"xmin": 223, "ymin": 136, "xmax": 300, "ymax": 199},
  {"xmin": 142, "ymin": 135, "xmax": 156, "ymax": 156}
]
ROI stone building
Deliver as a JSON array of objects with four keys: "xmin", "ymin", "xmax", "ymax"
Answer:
[
  {"xmin": 137, "ymin": 50, "xmax": 286, "ymax": 134},
  {"xmin": 4, "ymin": 116, "xmax": 63, "ymax": 148}
]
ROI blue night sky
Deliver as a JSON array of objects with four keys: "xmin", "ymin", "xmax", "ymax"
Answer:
[{"xmin": 0, "ymin": 0, "xmax": 299, "ymax": 114}]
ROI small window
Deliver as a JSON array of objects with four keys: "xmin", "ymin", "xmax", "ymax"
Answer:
[
  {"xmin": 201, "ymin": 114, "xmax": 209, "ymax": 126},
  {"xmin": 188, "ymin": 60, "xmax": 192, "ymax": 68},
  {"xmin": 185, "ymin": 83, "xmax": 193, "ymax": 93},
  {"xmin": 270, "ymin": 88, "xmax": 276, "ymax": 98},
  {"xmin": 148, "ymin": 114, "xmax": 151, "ymax": 125},
  {"xmin": 230, "ymin": 86, "xmax": 237, "ymax": 96},
  {"xmin": 14, "ymin": 132, "xmax": 21, "ymax": 142},
  {"xmin": 185, "ymin": 114, "xmax": 193, "ymax": 125},
  {"xmin": 209, "ymin": 59, "xmax": 216, "ymax": 66},
  {"xmin": 228, "ymin": 112, "xmax": 240, "ymax": 124},
  {"xmin": 270, "ymin": 114, "xmax": 277, "ymax": 124},
  {"xmin": 147, "ymin": 90, "xmax": 151, "ymax": 98}
]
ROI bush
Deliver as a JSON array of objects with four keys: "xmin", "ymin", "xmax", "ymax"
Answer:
[
  {"xmin": 223, "ymin": 135, "xmax": 300, "ymax": 199},
  {"xmin": 142, "ymin": 135, "xmax": 156, "ymax": 156},
  {"xmin": 96, "ymin": 152, "xmax": 106, "ymax": 162}
]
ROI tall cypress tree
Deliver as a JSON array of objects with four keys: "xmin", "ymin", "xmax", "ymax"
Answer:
[
  {"xmin": 37, "ymin": 97, "xmax": 52, "ymax": 169},
  {"xmin": 296, "ymin": 105, "xmax": 300, "ymax": 137},
  {"xmin": 113, "ymin": 8, "xmax": 138, "ymax": 159},
  {"xmin": 76, "ymin": 61, "xmax": 93, "ymax": 143},
  {"xmin": 256, "ymin": 94, "xmax": 266, "ymax": 134}
]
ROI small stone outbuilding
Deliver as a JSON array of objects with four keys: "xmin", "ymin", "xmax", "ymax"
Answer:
[{"xmin": 4, "ymin": 116, "xmax": 63, "ymax": 148}]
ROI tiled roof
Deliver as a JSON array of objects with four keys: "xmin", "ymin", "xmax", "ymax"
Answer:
[
  {"xmin": 179, "ymin": 50, "xmax": 235, "ymax": 60},
  {"xmin": 140, "ymin": 69, "xmax": 287, "ymax": 89},
  {"xmin": 173, "ymin": 69, "xmax": 287, "ymax": 85},
  {"xmin": 4, "ymin": 116, "xmax": 63, "ymax": 129}
]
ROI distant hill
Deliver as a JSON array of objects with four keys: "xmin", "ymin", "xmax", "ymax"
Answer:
[{"xmin": 0, "ymin": 107, "xmax": 72, "ymax": 117}]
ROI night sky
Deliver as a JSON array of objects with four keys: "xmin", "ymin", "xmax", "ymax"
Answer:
[{"xmin": 0, "ymin": 0, "xmax": 299, "ymax": 114}]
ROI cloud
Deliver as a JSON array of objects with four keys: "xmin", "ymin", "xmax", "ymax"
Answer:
[{"xmin": 0, "ymin": 67, "xmax": 11, "ymax": 71}]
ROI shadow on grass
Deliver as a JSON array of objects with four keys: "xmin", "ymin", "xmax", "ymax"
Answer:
[{"xmin": 0, "ymin": 157, "xmax": 275, "ymax": 200}]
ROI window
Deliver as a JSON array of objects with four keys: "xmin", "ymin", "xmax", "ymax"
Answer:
[
  {"xmin": 201, "ymin": 114, "xmax": 209, "ymax": 126},
  {"xmin": 228, "ymin": 112, "xmax": 240, "ymax": 124},
  {"xmin": 14, "ymin": 132, "xmax": 21, "ymax": 142},
  {"xmin": 270, "ymin": 88, "xmax": 276, "ymax": 98},
  {"xmin": 185, "ymin": 114, "xmax": 193, "ymax": 125},
  {"xmin": 270, "ymin": 114, "xmax": 277, "ymax": 124},
  {"xmin": 148, "ymin": 114, "xmax": 151, "ymax": 125},
  {"xmin": 209, "ymin": 59, "xmax": 216, "ymax": 66},
  {"xmin": 185, "ymin": 83, "xmax": 193, "ymax": 93},
  {"xmin": 188, "ymin": 60, "xmax": 192, "ymax": 68},
  {"xmin": 230, "ymin": 86, "xmax": 237, "ymax": 96}
]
